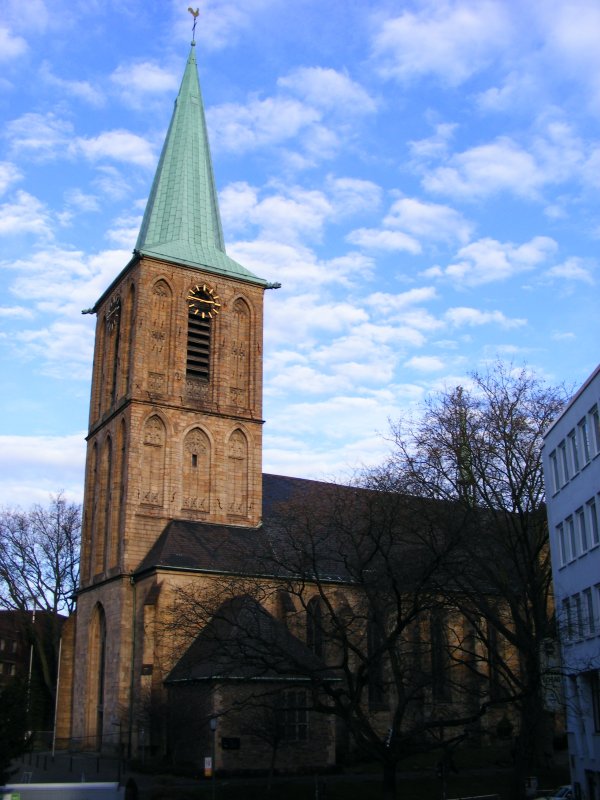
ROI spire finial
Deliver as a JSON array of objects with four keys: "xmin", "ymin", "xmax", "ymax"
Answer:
[{"xmin": 188, "ymin": 7, "xmax": 199, "ymax": 44}]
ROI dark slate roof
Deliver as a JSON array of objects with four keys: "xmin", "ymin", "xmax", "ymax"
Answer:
[
  {"xmin": 165, "ymin": 594, "xmax": 335, "ymax": 684},
  {"xmin": 134, "ymin": 473, "xmax": 349, "ymax": 579}
]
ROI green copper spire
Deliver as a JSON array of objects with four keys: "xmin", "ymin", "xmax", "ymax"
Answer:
[{"xmin": 135, "ymin": 44, "xmax": 265, "ymax": 285}]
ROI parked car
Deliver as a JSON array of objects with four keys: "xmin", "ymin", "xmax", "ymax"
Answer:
[{"xmin": 534, "ymin": 786, "xmax": 573, "ymax": 800}]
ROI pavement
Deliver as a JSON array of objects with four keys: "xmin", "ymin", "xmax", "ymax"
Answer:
[{"xmin": 8, "ymin": 751, "xmax": 201, "ymax": 798}]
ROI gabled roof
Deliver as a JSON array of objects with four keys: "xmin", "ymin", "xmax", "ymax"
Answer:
[
  {"xmin": 134, "ymin": 473, "xmax": 354, "ymax": 581},
  {"xmin": 165, "ymin": 594, "xmax": 335, "ymax": 684},
  {"xmin": 134, "ymin": 44, "xmax": 265, "ymax": 286}
]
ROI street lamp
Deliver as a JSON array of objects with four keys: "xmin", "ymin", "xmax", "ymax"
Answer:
[{"xmin": 209, "ymin": 717, "xmax": 217, "ymax": 800}]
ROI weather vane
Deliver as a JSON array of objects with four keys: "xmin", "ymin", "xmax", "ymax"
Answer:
[{"xmin": 188, "ymin": 7, "xmax": 199, "ymax": 44}]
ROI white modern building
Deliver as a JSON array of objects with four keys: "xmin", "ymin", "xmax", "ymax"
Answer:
[{"xmin": 543, "ymin": 364, "xmax": 600, "ymax": 800}]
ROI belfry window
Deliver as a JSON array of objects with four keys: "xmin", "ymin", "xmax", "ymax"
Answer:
[{"xmin": 186, "ymin": 284, "xmax": 220, "ymax": 381}]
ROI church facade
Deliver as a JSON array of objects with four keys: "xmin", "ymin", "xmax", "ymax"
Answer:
[
  {"xmin": 55, "ymin": 41, "xmax": 518, "ymax": 774},
  {"xmin": 56, "ymin": 41, "xmax": 339, "ymax": 769}
]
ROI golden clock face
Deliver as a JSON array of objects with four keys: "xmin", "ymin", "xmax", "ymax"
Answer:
[{"xmin": 187, "ymin": 284, "xmax": 221, "ymax": 319}]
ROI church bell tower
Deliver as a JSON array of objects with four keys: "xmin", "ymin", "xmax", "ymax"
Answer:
[{"xmin": 68, "ymin": 40, "xmax": 268, "ymax": 751}]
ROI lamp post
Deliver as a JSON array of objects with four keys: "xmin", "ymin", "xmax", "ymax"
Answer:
[{"xmin": 209, "ymin": 717, "xmax": 217, "ymax": 800}]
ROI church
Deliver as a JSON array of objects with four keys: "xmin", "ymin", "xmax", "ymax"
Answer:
[{"xmin": 55, "ymin": 37, "xmax": 511, "ymax": 774}]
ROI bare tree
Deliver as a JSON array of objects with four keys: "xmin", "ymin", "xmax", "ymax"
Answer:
[
  {"xmin": 0, "ymin": 492, "xmax": 81, "ymax": 728},
  {"xmin": 0, "ymin": 492, "xmax": 80, "ymax": 615},
  {"xmin": 166, "ymin": 481, "xmax": 493, "ymax": 800},
  {"xmin": 384, "ymin": 363, "xmax": 566, "ymax": 800}
]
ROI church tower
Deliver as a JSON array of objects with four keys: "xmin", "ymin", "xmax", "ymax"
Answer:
[{"xmin": 68, "ymin": 41, "xmax": 268, "ymax": 751}]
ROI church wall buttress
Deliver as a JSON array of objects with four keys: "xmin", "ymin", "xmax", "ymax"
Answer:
[
  {"xmin": 146, "ymin": 279, "xmax": 172, "ymax": 395},
  {"xmin": 141, "ymin": 415, "xmax": 166, "ymax": 507},
  {"xmin": 182, "ymin": 427, "xmax": 211, "ymax": 513},
  {"xmin": 230, "ymin": 297, "xmax": 251, "ymax": 410},
  {"xmin": 226, "ymin": 428, "xmax": 249, "ymax": 518}
]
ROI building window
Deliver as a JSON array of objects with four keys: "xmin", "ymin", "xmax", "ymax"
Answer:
[
  {"xmin": 574, "ymin": 594, "xmax": 584, "ymax": 639},
  {"xmin": 549, "ymin": 451, "xmax": 560, "ymax": 494},
  {"xmin": 278, "ymin": 690, "xmax": 308, "ymax": 742},
  {"xmin": 584, "ymin": 588, "xmax": 595, "ymax": 636},
  {"xmin": 559, "ymin": 441, "xmax": 569, "ymax": 484},
  {"xmin": 591, "ymin": 405, "xmax": 600, "ymax": 455},
  {"xmin": 591, "ymin": 671, "xmax": 600, "ymax": 733},
  {"xmin": 568, "ymin": 430, "xmax": 580, "ymax": 474},
  {"xmin": 368, "ymin": 615, "xmax": 386, "ymax": 708},
  {"xmin": 431, "ymin": 612, "xmax": 452, "ymax": 703},
  {"xmin": 562, "ymin": 597, "xmax": 573, "ymax": 642},
  {"xmin": 186, "ymin": 285, "xmax": 217, "ymax": 381},
  {"xmin": 0, "ymin": 639, "xmax": 4, "ymax": 652},
  {"xmin": 565, "ymin": 517, "xmax": 579, "ymax": 561},
  {"xmin": 589, "ymin": 498, "xmax": 600, "ymax": 547},
  {"xmin": 567, "ymin": 516, "xmax": 577, "ymax": 560},
  {"xmin": 558, "ymin": 523, "xmax": 567, "ymax": 566},
  {"xmin": 579, "ymin": 417, "xmax": 591, "ymax": 464},
  {"xmin": 306, "ymin": 597, "xmax": 324, "ymax": 658},
  {"xmin": 577, "ymin": 508, "xmax": 588, "ymax": 552}
]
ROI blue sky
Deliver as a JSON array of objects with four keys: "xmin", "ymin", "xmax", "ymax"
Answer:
[{"xmin": 0, "ymin": 0, "xmax": 598, "ymax": 507}]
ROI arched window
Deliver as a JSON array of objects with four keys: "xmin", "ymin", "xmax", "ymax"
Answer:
[
  {"xmin": 94, "ymin": 436, "xmax": 112, "ymax": 575},
  {"xmin": 227, "ymin": 429, "xmax": 248, "ymax": 516},
  {"xmin": 367, "ymin": 615, "xmax": 385, "ymax": 708},
  {"xmin": 119, "ymin": 283, "xmax": 135, "ymax": 398},
  {"xmin": 430, "ymin": 611, "xmax": 452, "ymax": 704},
  {"xmin": 182, "ymin": 427, "xmax": 211, "ymax": 512},
  {"xmin": 82, "ymin": 442, "xmax": 98, "ymax": 584},
  {"xmin": 87, "ymin": 604, "xmax": 107, "ymax": 749},
  {"xmin": 141, "ymin": 415, "xmax": 166, "ymax": 506},
  {"xmin": 108, "ymin": 420, "xmax": 126, "ymax": 568},
  {"xmin": 186, "ymin": 284, "xmax": 219, "ymax": 382},
  {"xmin": 306, "ymin": 597, "xmax": 323, "ymax": 658}
]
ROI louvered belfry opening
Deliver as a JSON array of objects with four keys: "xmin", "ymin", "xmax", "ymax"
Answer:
[{"xmin": 187, "ymin": 293, "xmax": 212, "ymax": 381}]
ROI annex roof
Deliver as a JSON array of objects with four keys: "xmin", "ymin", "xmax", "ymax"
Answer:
[{"xmin": 165, "ymin": 594, "xmax": 334, "ymax": 684}]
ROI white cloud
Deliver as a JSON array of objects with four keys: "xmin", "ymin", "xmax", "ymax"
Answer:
[
  {"xmin": 423, "ymin": 137, "xmax": 543, "ymax": 199},
  {"xmin": 14, "ymin": 321, "xmax": 94, "ymax": 379},
  {"xmin": 404, "ymin": 355, "xmax": 445, "ymax": 372},
  {"xmin": 444, "ymin": 307, "xmax": 526, "ymax": 329},
  {"xmin": 40, "ymin": 61, "xmax": 105, "ymax": 107},
  {"xmin": 409, "ymin": 123, "xmax": 457, "ymax": 161},
  {"xmin": 0, "ymin": 26, "xmax": 27, "ymax": 61},
  {"xmin": 0, "ymin": 191, "xmax": 53, "ymax": 238},
  {"xmin": 63, "ymin": 189, "xmax": 100, "ymax": 214},
  {"xmin": 367, "ymin": 288, "xmax": 438, "ymax": 312},
  {"xmin": 347, "ymin": 228, "xmax": 421, "ymax": 254},
  {"xmin": 222, "ymin": 178, "xmax": 382, "ymax": 246},
  {"xmin": 547, "ymin": 257, "xmax": 595, "ymax": 284},
  {"xmin": 278, "ymin": 67, "xmax": 377, "ymax": 115},
  {"xmin": 326, "ymin": 177, "xmax": 382, "ymax": 217},
  {"xmin": 0, "ymin": 306, "xmax": 33, "ymax": 319},
  {"xmin": 231, "ymin": 239, "xmax": 373, "ymax": 291},
  {"xmin": 74, "ymin": 131, "xmax": 156, "ymax": 168},
  {"xmin": 209, "ymin": 96, "xmax": 320, "ymax": 154},
  {"xmin": 0, "ymin": 162, "xmax": 22, "ymax": 196},
  {"xmin": 537, "ymin": 0, "xmax": 600, "ymax": 110},
  {"xmin": 4, "ymin": 246, "xmax": 130, "ymax": 322},
  {"xmin": 371, "ymin": 1, "xmax": 510, "ymax": 86},
  {"xmin": 0, "ymin": 433, "xmax": 85, "ymax": 507},
  {"xmin": 442, "ymin": 236, "xmax": 557, "ymax": 286},
  {"xmin": 111, "ymin": 61, "xmax": 179, "ymax": 93},
  {"xmin": 6, "ymin": 113, "xmax": 74, "ymax": 159},
  {"xmin": 384, "ymin": 197, "xmax": 473, "ymax": 244},
  {"xmin": 105, "ymin": 213, "xmax": 143, "ymax": 249}
]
